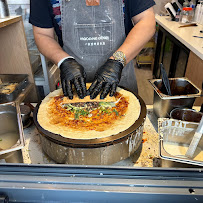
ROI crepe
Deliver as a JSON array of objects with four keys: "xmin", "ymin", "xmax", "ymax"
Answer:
[{"xmin": 37, "ymin": 86, "xmax": 141, "ymax": 139}]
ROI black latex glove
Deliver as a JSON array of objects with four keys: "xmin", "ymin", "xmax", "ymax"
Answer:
[
  {"xmin": 60, "ymin": 58, "xmax": 87, "ymax": 99},
  {"xmin": 88, "ymin": 59, "xmax": 123, "ymax": 99}
]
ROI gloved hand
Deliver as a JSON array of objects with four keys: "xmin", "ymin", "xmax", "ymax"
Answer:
[
  {"xmin": 59, "ymin": 58, "xmax": 87, "ymax": 99},
  {"xmin": 88, "ymin": 59, "xmax": 123, "ymax": 99}
]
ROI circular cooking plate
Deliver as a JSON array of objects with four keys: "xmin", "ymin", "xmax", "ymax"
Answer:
[{"xmin": 33, "ymin": 92, "xmax": 146, "ymax": 148}]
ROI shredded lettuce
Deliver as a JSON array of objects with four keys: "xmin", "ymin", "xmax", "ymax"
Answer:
[
  {"xmin": 99, "ymin": 102, "xmax": 116, "ymax": 108},
  {"xmin": 62, "ymin": 101, "xmax": 117, "ymax": 120}
]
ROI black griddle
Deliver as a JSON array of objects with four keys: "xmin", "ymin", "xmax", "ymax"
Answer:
[{"xmin": 33, "ymin": 93, "xmax": 146, "ymax": 148}]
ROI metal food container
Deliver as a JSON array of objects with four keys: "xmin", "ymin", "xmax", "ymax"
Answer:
[
  {"xmin": 158, "ymin": 118, "xmax": 203, "ymax": 166},
  {"xmin": 149, "ymin": 77, "xmax": 201, "ymax": 118},
  {"xmin": 0, "ymin": 102, "xmax": 25, "ymax": 163},
  {"xmin": 170, "ymin": 108, "xmax": 203, "ymax": 123},
  {"xmin": 0, "ymin": 74, "xmax": 29, "ymax": 103}
]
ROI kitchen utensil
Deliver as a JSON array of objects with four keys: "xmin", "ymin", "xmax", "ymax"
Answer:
[
  {"xmin": 179, "ymin": 23, "xmax": 198, "ymax": 28},
  {"xmin": 193, "ymin": 36, "xmax": 203, "ymax": 39},
  {"xmin": 149, "ymin": 77, "xmax": 201, "ymax": 118},
  {"xmin": 185, "ymin": 116, "xmax": 203, "ymax": 158},
  {"xmin": 160, "ymin": 63, "xmax": 172, "ymax": 96}
]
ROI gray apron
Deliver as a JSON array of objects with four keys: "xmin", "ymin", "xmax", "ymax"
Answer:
[{"xmin": 60, "ymin": 0, "xmax": 138, "ymax": 94}]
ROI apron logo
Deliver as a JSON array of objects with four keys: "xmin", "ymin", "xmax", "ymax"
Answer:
[
  {"xmin": 80, "ymin": 36, "xmax": 109, "ymax": 41},
  {"xmin": 80, "ymin": 36, "xmax": 109, "ymax": 47},
  {"xmin": 86, "ymin": 0, "xmax": 100, "ymax": 6}
]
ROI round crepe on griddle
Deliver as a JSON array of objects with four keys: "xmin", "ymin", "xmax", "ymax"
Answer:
[{"xmin": 37, "ymin": 85, "xmax": 140, "ymax": 139}]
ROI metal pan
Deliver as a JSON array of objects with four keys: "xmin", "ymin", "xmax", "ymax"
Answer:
[
  {"xmin": 0, "ymin": 102, "xmax": 25, "ymax": 157},
  {"xmin": 159, "ymin": 118, "xmax": 203, "ymax": 166},
  {"xmin": 0, "ymin": 74, "xmax": 29, "ymax": 103}
]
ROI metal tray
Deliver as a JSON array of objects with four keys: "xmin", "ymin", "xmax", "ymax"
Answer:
[
  {"xmin": 0, "ymin": 102, "xmax": 25, "ymax": 157},
  {"xmin": 0, "ymin": 74, "xmax": 29, "ymax": 103},
  {"xmin": 159, "ymin": 118, "xmax": 203, "ymax": 166}
]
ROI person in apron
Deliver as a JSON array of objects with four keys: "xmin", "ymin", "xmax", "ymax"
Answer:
[{"xmin": 30, "ymin": 0, "xmax": 156, "ymax": 99}]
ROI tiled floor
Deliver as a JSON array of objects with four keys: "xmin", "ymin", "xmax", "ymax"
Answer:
[{"xmin": 134, "ymin": 61, "xmax": 154, "ymax": 105}]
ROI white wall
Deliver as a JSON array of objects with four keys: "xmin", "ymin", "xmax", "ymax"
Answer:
[
  {"xmin": 7, "ymin": 0, "xmax": 32, "ymax": 44},
  {"xmin": 7, "ymin": 0, "xmax": 29, "ymax": 18},
  {"xmin": 7, "ymin": 0, "xmax": 29, "ymax": 4},
  {"xmin": 154, "ymin": 0, "xmax": 169, "ymax": 15}
]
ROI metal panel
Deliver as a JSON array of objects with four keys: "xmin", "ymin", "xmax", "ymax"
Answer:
[{"xmin": 0, "ymin": 166, "xmax": 203, "ymax": 202}]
